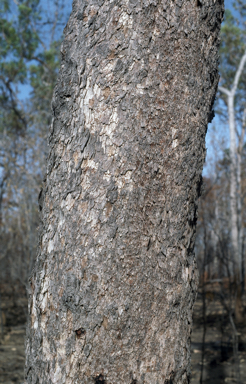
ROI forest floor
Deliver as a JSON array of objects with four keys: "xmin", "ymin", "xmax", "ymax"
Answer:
[
  {"xmin": 190, "ymin": 290, "xmax": 246, "ymax": 384},
  {"xmin": 0, "ymin": 284, "xmax": 246, "ymax": 384}
]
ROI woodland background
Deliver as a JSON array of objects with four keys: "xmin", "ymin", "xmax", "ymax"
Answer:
[{"xmin": 0, "ymin": 0, "xmax": 246, "ymax": 383}]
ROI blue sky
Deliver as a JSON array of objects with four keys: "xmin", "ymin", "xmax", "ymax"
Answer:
[
  {"xmin": 204, "ymin": 0, "xmax": 239, "ymax": 176},
  {"xmin": 225, "ymin": 0, "xmax": 233, "ymax": 9},
  {"xmin": 17, "ymin": 0, "xmax": 72, "ymax": 100}
]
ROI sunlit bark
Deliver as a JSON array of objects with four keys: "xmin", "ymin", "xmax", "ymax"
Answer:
[{"xmin": 25, "ymin": 1, "xmax": 223, "ymax": 383}]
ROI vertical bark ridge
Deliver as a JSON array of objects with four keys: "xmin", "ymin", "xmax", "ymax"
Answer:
[{"xmin": 25, "ymin": 1, "xmax": 224, "ymax": 383}]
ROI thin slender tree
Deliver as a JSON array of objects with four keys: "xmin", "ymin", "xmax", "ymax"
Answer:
[{"xmin": 218, "ymin": 9, "xmax": 246, "ymax": 321}]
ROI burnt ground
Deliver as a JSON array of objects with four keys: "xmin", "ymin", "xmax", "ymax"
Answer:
[
  {"xmin": 191, "ymin": 291, "xmax": 246, "ymax": 384},
  {"xmin": 0, "ymin": 284, "xmax": 246, "ymax": 384},
  {"xmin": 0, "ymin": 282, "xmax": 27, "ymax": 384}
]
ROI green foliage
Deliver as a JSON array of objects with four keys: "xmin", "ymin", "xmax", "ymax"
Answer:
[
  {"xmin": 0, "ymin": 0, "xmax": 69, "ymax": 285},
  {"xmin": 233, "ymin": 0, "xmax": 246, "ymax": 23},
  {"xmin": 29, "ymin": 40, "xmax": 61, "ymax": 130},
  {"xmin": 0, "ymin": 0, "xmax": 62, "ymax": 136},
  {"xmin": 220, "ymin": 9, "xmax": 246, "ymax": 86}
]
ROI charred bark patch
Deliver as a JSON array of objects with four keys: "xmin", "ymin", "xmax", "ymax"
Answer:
[
  {"xmin": 38, "ymin": 188, "xmax": 43, "ymax": 212},
  {"xmin": 75, "ymin": 328, "xmax": 86, "ymax": 337},
  {"xmin": 164, "ymin": 372, "xmax": 174, "ymax": 384},
  {"xmin": 196, "ymin": 174, "xmax": 203, "ymax": 198},
  {"xmin": 147, "ymin": 238, "xmax": 151, "ymax": 251},
  {"xmin": 94, "ymin": 374, "xmax": 106, "ymax": 384}
]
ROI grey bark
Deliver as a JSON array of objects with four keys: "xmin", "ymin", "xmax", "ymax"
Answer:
[{"xmin": 25, "ymin": 1, "xmax": 223, "ymax": 383}]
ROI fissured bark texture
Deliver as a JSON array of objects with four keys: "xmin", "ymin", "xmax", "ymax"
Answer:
[{"xmin": 25, "ymin": 1, "xmax": 223, "ymax": 383}]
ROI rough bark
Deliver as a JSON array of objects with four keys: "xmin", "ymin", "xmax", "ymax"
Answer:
[{"xmin": 25, "ymin": 1, "xmax": 223, "ymax": 383}]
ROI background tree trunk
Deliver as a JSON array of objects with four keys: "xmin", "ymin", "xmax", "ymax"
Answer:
[
  {"xmin": 25, "ymin": 1, "xmax": 223, "ymax": 383},
  {"xmin": 219, "ymin": 49, "xmax": 246, "ymax": 323}
]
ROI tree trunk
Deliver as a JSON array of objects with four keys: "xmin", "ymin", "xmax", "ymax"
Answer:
[
  {"xmin": 219, "ymin": 49, "xmax": 246, "ymax": 324},
  {"xmin": 25, "ymin": 1, "xmax": 223, "ymax": 383},
  {"xmin": 228, "ymin": 95, "xmax": 241, "ymax": 280},
  {"xmin": 227, "ymin": 94, "xmax": 244, "ymax": 323}
]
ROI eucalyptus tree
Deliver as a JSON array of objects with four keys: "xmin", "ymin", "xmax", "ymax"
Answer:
[
  {"xmin": 218, "ymin": 4, "xmax": 246, "ymax": 321},
  {"xmin": 25, "ymin": 0, "xmax": 223, "ymax": 383}
]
